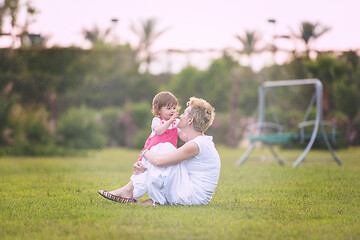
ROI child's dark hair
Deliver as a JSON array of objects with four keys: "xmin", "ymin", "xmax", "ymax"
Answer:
[{"xmin": 151, "ymin": 92, "xmax": 180, "ymax": 117}]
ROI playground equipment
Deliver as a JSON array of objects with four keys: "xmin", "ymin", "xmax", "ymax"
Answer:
[{"xmin": 237, "ymin": 79, "xmax": 343, "ymax": 167}]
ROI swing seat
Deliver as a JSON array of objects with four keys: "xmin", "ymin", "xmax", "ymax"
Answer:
[
  {"xmin": 248, "ymin": 132, "xmax": 298, "ymax": 144},
  {"xmin": 247, "ymin": 132, "xmax": 339, "ymax": 144},
  {"xmin": 298, "ymin": 120, "xmax": 339, "ymax": 144},
  {"xmin": 245, "ymin": 121, "xmax": 298, "ymax": 144},
  {"xmin": 247, "ymin": 120, "xmax": 339, "ymax": 144}
]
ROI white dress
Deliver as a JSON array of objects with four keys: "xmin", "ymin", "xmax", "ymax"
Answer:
[
  {"xmin": 141, "ymin": 135, "xmax": 221, "ymax": 205},
  {"xmin": 130, "ymin": 117, "xmax": 179, "ymax": 200}
]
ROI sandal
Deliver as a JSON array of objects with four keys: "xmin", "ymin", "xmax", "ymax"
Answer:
[{"xmin": 98, "ymin": 190, "xmax": 136, "ymax": 204}]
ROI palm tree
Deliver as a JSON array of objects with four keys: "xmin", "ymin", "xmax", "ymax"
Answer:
[
  {"xmin": 234, "ymin": 30, "xmax": 262, "ymax": 68},
  {"xmin": 1, "ymin": 0, "xmax": 38, "ymax": 50},
  {"xmin": 82, "ymin": 25, "xmax": 112, "ymax": 48},
  {"xmin": 292, "ymin": 21, "xmax": 331, "ymax": 57},
  {"xmin": 130, "ymin": 18, "xmax": 169, "ymax": 73}
]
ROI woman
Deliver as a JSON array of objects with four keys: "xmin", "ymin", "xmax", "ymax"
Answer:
[{"xmin": 98, "ymin": 97, "xmax": 221, "ymax": 206}]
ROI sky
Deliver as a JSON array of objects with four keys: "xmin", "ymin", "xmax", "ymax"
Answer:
[{"xmin": 2, "ymin": 0, "xmax": 360, "ymax": 72}]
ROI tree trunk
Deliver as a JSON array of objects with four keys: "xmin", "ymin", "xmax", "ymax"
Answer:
[
  {"xmin": 227, "ymin": 69, "xmax": 240, "ymax": 147},
  {"xmin": 322, "ymin": 86, "xmax": 330, "ymax": 119},
  {"xmin": 48, "ymin": 92, "xmax": 57, "ymax": 134}
]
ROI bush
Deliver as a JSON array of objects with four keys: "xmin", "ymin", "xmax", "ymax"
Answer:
[
  {"xmin": 101, "ymin": 102, "xmax": 152, "ymax": 148},
  {"xmin": 23, "ymin": 113, "xmax": 52, "ymax": 144},
  {"xmin": 0, "ymin": 105, "xmax": 85, "ymax": 156},
  {"xmin": 121, "ymin": 102, "xmax": 152, "ymax": 148},
  {"xmin": 132, "ymin": 128, "xmax": 150, "ymax": 150},
  {"xmin": 7, "ymin": 105, "xmax": 52, "ymax": 145},
  {"xmin": 125, "ymin": 101, "xmax": 152, "ymax": 129},
  {"xmin": 206, "ymin": 113, "xmax": 230, "ymax": 146},
  {"xmin": 101, "ymin": 107, "xmax": 126, "ymax": 147},
  {"xmin": 0, "ymin": 142, "xmax": 83, "ymax": 156},
  {"xmin": 0, "ymin": 91, "xmax": 15, "ymax": 145},
  {"xmin": 56, "ymin": 106, "xmax": 106, "ymax": 149}
]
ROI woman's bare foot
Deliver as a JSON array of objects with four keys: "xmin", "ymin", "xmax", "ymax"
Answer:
[{"xmin": 109, "ymin": 181, "xmax": 133, "ymax": 199}]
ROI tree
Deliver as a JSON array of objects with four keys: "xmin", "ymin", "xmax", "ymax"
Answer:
[
  {"xmin": 130, "ymin": 18, "xmax": 169, "ymax": 73},
  {"xmin": 292, "ymin": 21, "xmax": 331, "ymax": 57},
  {"xmin": 0, "ymin": 0, "xmax": 20, "ymax": 37},
  {"xmin": 234, "ymin": 30, "xmax": 262, "ymax": 68},
  {"xmin": 82, "ymin": 24, "xmax": 113, "ymax": 48},
  {"xmin": 0, "ymin": 82, "xmax": 14, "ymax": 145},
  {"xmin": 306, "ymin": 54, "xmax": 348, "ymax": 116},
  {"xmin": 0, "ymin": 0, "xmax": 38, "ymax": 49}
]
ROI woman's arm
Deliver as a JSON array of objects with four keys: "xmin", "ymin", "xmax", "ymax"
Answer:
[{"xmin": 144, "ymin": 141, "xmax": 199, "ymax": 167}]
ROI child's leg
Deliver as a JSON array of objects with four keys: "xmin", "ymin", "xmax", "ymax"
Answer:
[
  {"xmin": 146, "ymin": 142, "xmax": 177, "ymax": 205},
  {"xmin": 130, "ymin": 170, "xmax": 148, "ymax": 200}
]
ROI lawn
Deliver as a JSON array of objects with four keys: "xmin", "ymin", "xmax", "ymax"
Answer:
[{"xmin": 1, "ymin": 146, "xmax": 359, "ymax": 239}]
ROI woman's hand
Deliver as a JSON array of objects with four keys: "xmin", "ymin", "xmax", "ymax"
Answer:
[{"xmin": 133, "ymin": 161, "xmax": 147, "ymax": 175}]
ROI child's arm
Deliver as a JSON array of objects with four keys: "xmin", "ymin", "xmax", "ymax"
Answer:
[
  {"xmin": 154, "ymin": 112, "xmax": 179, "ymax": 135},
  {"xmin": 133, "ymin": 161, "xmax": 147, "ymax": 175}
]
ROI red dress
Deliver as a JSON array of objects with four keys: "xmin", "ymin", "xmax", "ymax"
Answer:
[{"xmin": 137, "ymin": 117, "xmax": 179, "ymax": 161}]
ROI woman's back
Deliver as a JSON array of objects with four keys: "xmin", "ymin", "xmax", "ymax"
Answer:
[{"xmin": 183, "ymin": 135, "xmax": 221, "ymax": 204}]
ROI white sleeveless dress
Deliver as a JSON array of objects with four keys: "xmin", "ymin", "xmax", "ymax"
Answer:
[{"xmin": 141, "ymin": 135, "xmax": 221, "ymax": 205}]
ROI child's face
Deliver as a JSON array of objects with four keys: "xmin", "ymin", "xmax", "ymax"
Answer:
[{"xmin": 159, "ymin": 105, "xmax": 177, "ymax": 120}]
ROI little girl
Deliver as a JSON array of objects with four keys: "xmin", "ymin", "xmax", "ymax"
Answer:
[
  {"xmin": 98, "ymin": 91, "xmax": 186, "ymax": 203},
  {"xmin": 138, "ymin": 91, "xmax": 181, "ymax": 162}
]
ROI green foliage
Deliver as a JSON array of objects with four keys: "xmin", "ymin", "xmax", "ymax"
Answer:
[
  {"xmin": 101, "ymin": 107, "xmax": 126, "ymax": 147},
  {"xmin": 0, "ymin": 88, "xmax": 14, "ymax": 145},
  {"xmin": 285, "ymin": 56, "xmax": 313, "ymax": 79},
  {"xmin": 22, "ymin": 111, "xmax": 52, "ymax": 145},
  {"xmin": 132, "ymin": 128, "xmax": 150, "ymax": 149},
  {"xmin": 335, "ymin": 82, "xmax": 358, "ymax": 120},
  {"xmin": 1, "ymin": 43, "xmax": 360, "ymax": 150},
  {"xmin": 170, "ymin": 65, "xmax": 202, "ymax": 104},
  {"xmin": 125, "ymin": 101, "xmax": 152, "ymax": 129},
  {"xmin": 0, "ymin": 105, "xmax": 72, "ymax": 156},
  {"xmin": 352, "ymin": 113, "xmax": 360, "ymax": 145},
  {"xmin": 7, "ymin": 105, "xmax": 50, "ymax": 144},
  {"xmin": 306, "ymin": 54, "xmax": 348, "ymax": 85},
  {"xmin": 56, "ymin": 106, "xmax": 106, "ymax": 149},
  {"xmin": 235, "ymin": 66, "xmax": 258, "ymax": 116},
  {"xmin": 123, "ymin": 102, "xmax": 153, "ymax": 149},
  {"xmin": 0, "ymin": 147, "xmax": 359, "ymax": 239},
  {"xmin": 206, "ymin": 113, "xmax": 231, "ymax": 145},
  {"xmin": 0, "ymin": 142, "xmax": 81, "ymax": 156},
  {"xmin": 169, "ymin": 55, "xmax": 247, "ymax": 113},
  {"xmin": 200, "ymin": 56, "xmax": 234, "ymax": 111},
  {"xmin": 60, "ymin": 47, "xmax": 158, "ymax": 110}
]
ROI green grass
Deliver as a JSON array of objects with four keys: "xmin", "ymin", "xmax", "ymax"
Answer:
[{"xmin": 1, "ymin": 147, "xmax": 359, "ymax": 239}]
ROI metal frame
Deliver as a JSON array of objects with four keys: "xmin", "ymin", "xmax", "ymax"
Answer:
[{"xmin": 237, "ymin": 79, "xmax": 343, "ymax": 167}]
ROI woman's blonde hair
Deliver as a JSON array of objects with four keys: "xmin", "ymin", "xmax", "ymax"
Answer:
[
  {"xmin": 186, "ymin": 97, "xmax": 215, "ymax": 132},
  {"xmin": 151, "ymin": 92, "xmax": 180, "ymax": 117}
]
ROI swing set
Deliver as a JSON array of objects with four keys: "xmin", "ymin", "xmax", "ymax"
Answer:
[{"xmin": 237, "ymin": 79, "xmax": 343, "ymax": 167}]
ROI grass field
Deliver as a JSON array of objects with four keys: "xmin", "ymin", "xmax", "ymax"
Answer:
[{"xmin": 1, "ymin": 146, "xmax": 359, "ymax": 239}]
